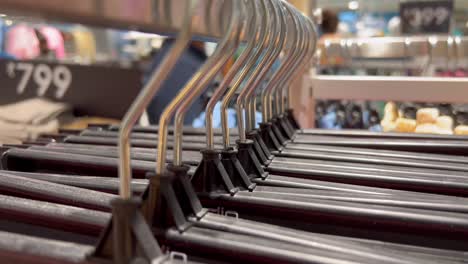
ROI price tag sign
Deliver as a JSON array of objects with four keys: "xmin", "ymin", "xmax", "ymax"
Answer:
[
  {"xmin": 6, "ymin": 62, "xmax": 72, "ymax": 99},
  {"xmin": 0, "ymin": 59, "xmax": 142, "ymax": 119},
  {"xmin": 400, "ymin": 0, "xmax": 453, "ymax": 34}
]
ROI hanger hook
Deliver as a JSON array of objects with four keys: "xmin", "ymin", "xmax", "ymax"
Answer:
[
  {"xmin": 234, "ymin": 0, "xmax": 284, "ymax": 140},
  {"xmin": 173, "ymin": 0, "xmax": 243, "ymax": 160},
  {"xmin": 205, "ymin": 0, "xmax": 257, "ymax": 149},
  {"xmin": 259, "ymin": 2, "xmax": 300, "ymax": 123},
  {"xmin": 220, "ymin": 0, "xmax": 272, "ymax": 147},
  {"xmin": 284, "ymin": 15, "xmax": 319, "ymax": 113},
  {"xmin": 156, "ymin": 0, "xmax": 243, "ymax": 173},
  {"xmin": 249, "ymin": 0, "xmax": 291, "ymax": 129},
  {"xmin": 275, "ymin": 7, "xmax": 315, "ymax": 118},
  {"xmin": 275, "ymin": 6, "xmax": 305, "ymax": 118},
  {"xmin": 117, "ymin": 0, "xmax": 195, "ymax": 199}
]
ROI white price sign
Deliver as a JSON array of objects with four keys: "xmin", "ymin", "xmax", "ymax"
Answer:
[{"xmin": 6, "ymin": 62, "xmax": 72, "ymax": 99}]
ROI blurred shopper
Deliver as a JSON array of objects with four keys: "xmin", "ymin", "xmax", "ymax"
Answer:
[
  {"xmin": 318, "ymin": 10, "xmax": 343, "ymax": 69},
  {"xmin": 144, "ymin": 39, "xmax": 207, "ymax": 125},
  {"xmin": 320, "ymin": 9, "xmax": 340, "ymax": 41}
]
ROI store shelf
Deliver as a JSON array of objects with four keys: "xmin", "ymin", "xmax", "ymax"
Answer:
[
  {"xmin": 321, "ymin": 36, "xmax": 468, "ymax": 64},
  {"xmin": 311, "ymin": 75, "xmax": 468, "ymax": 103},
  {"xmin": 0, "ymin": 0, "xmax": 231, "ymax": 41}
]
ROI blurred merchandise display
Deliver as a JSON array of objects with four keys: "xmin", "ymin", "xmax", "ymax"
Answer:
[
  {"xmin": 317, "ymin": 36, "xmax": 468, "ymax": 77},
  {"xmin": 380, "ymin": 101, "xmax": 468, "ymax": 135},
  {"xmin": 0, "ymin": 15, "xmax": 167, "ymax": 67},
  {"xmin": 0, "ymin": 98, "xmax": 70, "ymax": 144},
  {"xmin": 315, "ymin": 0, "xmax": 468, "ymax": 77},
  {"xmin": 315, "ymin": 100, "xmax": 382, "ymax": 131}
]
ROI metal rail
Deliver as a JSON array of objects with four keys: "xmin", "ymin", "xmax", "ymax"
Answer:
[
  {"xmin": 311, "ymin": 75, "xmax": 468, "ymax": 103},
  {"xmin": 321, "ymin": 36, "xmax": 468, "ymax": 60},
  {"xmin": 0, "ymin": 0, "xmax": 233, "ymax": 41}
]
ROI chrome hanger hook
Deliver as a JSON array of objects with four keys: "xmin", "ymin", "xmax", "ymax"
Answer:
[
  {"xmin": 285, "ymin": 13, "xmax": 319, "ymax": 113},
  {"xmin": 235, "ymin": 0, "xmax": 285, "ymax": 139},
  {"xmin": 118, "ymin": 0, "xmax": 195, "ymax": 199},
  {"xmin": 206, "ymin": 0, "xmax": 257, "ymax": 150},
  {"xmin": 260, "ymin": 1, "xmax": 300, "ymax": 123},
  {"xmin": 245, "ymin": 0, "xmax": 286, "ymax": 133},
  {"xmin": 172, "ymin": 0, "xmax": 243, "ymax": 164},
  {"xmin": 274, "ymin": 6, "xmax": 304, "ymax": 118},
  {"xmin": 156, "ymin": 0, "xmax": 243, "ymax": 173},
  {"xmin": 272, "ymin": 6, "xmax": 308, "ymax": 118},
  {"xmin": 220, "ymin": 0, "xmax": 272, "ymax": 147}
]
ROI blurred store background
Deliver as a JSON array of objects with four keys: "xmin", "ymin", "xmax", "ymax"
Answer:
[{"xmin": 289, "ymin": 0, "xmax": 468, "ymax": 134}]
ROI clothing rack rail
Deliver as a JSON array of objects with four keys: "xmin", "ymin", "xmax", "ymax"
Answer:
[{"xmin": 0, "ymin": 0, "xmax": 234, "ymax": 41}]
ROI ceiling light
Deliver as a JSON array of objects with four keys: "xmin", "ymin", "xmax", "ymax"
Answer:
[{"xmin": 348, "ymin": 1, "xmax": 359, "ymax": 10}]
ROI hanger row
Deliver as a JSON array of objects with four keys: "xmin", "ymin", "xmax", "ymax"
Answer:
[
  {"xmin": 113, "ymin": 0, "xmax": 319, "ymax": 262},
  {"xmin": 2, "ymin": 0, "xmax": 468, "ymax": 264}
]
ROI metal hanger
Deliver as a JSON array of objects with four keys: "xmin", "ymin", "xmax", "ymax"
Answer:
[
  {"xmin": 235, "ymin": 0, "xmax": 285, "ymax": 142},
  {"xmin": 207, "ymin": 0, "xmax": 273, "ymax": 174},
  {"xmin": 279, "ymin": 8, "xmax": 315, "ymax": 115},
  {"xmin": 252, "ymin": 2, "xmax": 300, "ymax": 144},
  {"xmin": 242, "ymin": 0, "xmax": 296, "ymax": 151},
  {"xmin": 262, "ymin": 2, "xmax": 299, "ymax": 124},
  {"xmin": 260, "ymin": 2, "xmax": 302, "ymax": 134},
  {"xmin": 278, "ymin": 10, "xmax": 318, "ymax": 126},
  {"xmin": 220, "ymin": 0, "xmax": 273, "ymax": 145},
  {"xmin": 244, "ymin": 2, "xmax": 286, "ymax": 132},
  {"xmin": 156, "ymin": 0, "xmax": 243, "ymax": 174},
  {"xmin": 248, "ymin": 9, "xmax": 317, "ymax": 146},
  {"xmin": 205, "ymin": 0, "xmax": 258, "ymax": 150},
  {"xmin": 196, "ymin": 0, "xmax": 267, "ymax": 191},
  {"xmin": 171, "ymin": 0, "xmax": 244, "ymax": 166},
  {"xmin": 207, "ymin": 1, "xmax": 269, "ymax": 191},
  {"xmin": 118, "ymin": 1, "xmax": 196, "ymax": 199},
  {"xmin": 102, "ymin": 0, "xmax": 197, "ymax": 262},
  {"xmin": 215, "ymin": 0, "xmax": 284, "ymax": 158},
  {"xmin": 253, "ymin": 1, "xmax": 317, "ymax": 147},
  {"xmin": 275, "ymin": 9, "xmax": 307, "ymax": 134},
  {"xmin": 281, "ymin": 13, "xmax": 318, "ymax": 130}
]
